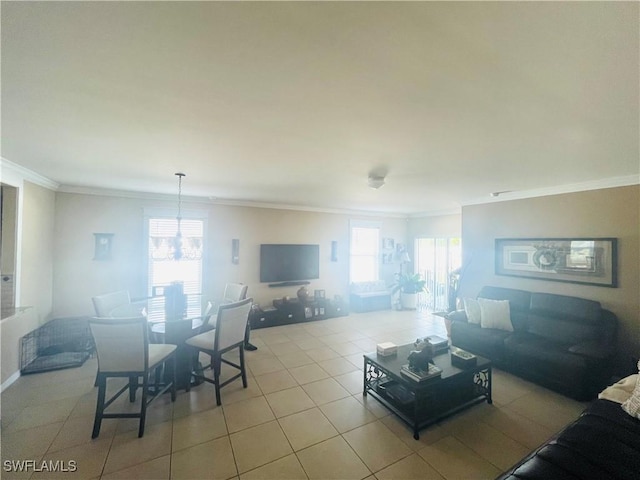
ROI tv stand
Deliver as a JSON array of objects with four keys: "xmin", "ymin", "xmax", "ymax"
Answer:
[
  {"xmin": 249, "ymin": 297, "xmax": 348, "ymax": 330},
  {"xmin": 268, "ymin": 281, "xmax": 311, "ymax": 287}
]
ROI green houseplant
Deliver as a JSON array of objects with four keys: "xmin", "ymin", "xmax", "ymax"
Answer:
[{"xmin": 390, "ymin": 273, "xmax": 427, "ymax": 309}]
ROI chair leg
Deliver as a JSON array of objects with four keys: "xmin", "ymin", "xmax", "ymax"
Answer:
[
  {"xmin": 185, "ymin": 348, "xmax": 193, "ymax": 393},
  {"xmin": 129, "ymin": 375, "xmax": 137, "ymax": 402},
  {"xmin": 171, "ymin": 354, "xmax": 177, "ymax": 402},
  {"xmin": 154, "ymin": 365, "xmax": 162, "ymax": 392},
  {"xmin": 240, "ymin": 345, "xmax": 248, "ymax": 388},
  {"xmin": 244, "ymin": 321, "xmax": 257, "ymax": 351},
  {"xmin": 139, "ymin": 372, "xmax": 149, "ymax": 438},
  {"xmin": 92, "ymin": 374, "xmax": 106, "ymax": 439},
  {"xmin": 213, "ymin": 354, "xmax": 222, "ymax": 406}
]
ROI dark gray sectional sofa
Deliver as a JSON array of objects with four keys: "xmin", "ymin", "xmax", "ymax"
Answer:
[
  {"xmin": 447, "ymin": 286, "xmax": 618, "ymax": 400},
  {"xmin": 497, "ymin": 398, "xmax": 640, "ymax": 480}
]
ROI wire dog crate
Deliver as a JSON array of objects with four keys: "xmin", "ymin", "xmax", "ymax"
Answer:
[{"xmin": 20, "ymin": 316, "xmax": 95, "ymax": 374}]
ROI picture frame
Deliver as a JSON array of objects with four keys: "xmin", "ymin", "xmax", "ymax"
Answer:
[
  {"xmin": 495, "ymin": 237, "xmax": 617, "ymax": 287},
  {"xmin": 93, "ymin": 233, "xmax": 114, "ymax": 261},
  {"xmin": 383, "ymin": 237, "xmax": 395, "ymax": 250}
]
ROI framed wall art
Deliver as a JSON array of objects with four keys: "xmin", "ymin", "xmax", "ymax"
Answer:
[
  {"xmin": 495, "ymin": 237, "xmax": 617, "ymax": 287},
  {"xmin": 93, "ymin": 233, "xmax": 114, "ymax": 261}
]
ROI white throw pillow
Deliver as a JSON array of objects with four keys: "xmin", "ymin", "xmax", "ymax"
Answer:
[
  {"xmin": 478, "ymin": 298, "xmax": 513, "ymax": 332},
  {"xmin": 463, "ymin": 298, "xmax": 482, "ymax": 325},
  {"xmin": 621, "ymin": 361, "xmax": 640, "ymax": 419},
  {"xmin": 599, "ymin": 374, "xmax": 638, "ymax": 404}
]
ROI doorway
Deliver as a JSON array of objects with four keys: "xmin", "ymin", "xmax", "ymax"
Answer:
[
  {"xmin": 415, "ymin": 237, "xmax": 461, "ymax": 312},
  {"xmin": 1, "ymin": 184, "xmax": 18, "ymax": 318}
]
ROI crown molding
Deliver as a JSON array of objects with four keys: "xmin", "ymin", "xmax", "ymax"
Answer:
[
  {"xmin": 15, "ymin": 168, "xmax": 639, "ymax": 218},
  {"xmin": 408, "ymin": 207, "xmax": 462, "ymax": 219},
  {"xmin": 461, "ymin": 175, "xmax": 640, "ymax": 207},
  {"xmin": 58, "ymin": 185, "xmax": 197, "ymax": 203},
  {"xmin": 57, "ymin": 185, "xmax": 409, "ymax": 218},
  {"xmin": 0, "ymin": 158, "xmax": 59, "ymax": 190},
  {"xmin": 208, "ymin": 198, "xmax": 408, "ymax": 218}
]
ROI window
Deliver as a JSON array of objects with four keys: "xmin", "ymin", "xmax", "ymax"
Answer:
[
  {"xmin": 147, "ymin": 217, "xmax": 204, "ymax": 322},
  {"xmin": 350, "ymin": 223, "xmax": 380, "ymax": 282}
]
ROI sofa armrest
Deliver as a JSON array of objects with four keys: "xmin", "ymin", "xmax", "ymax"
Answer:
[
  {"xmin": 568, "ymin": 341, "xmax": 616, "ymax": 360},
  {"xmin": 446, "ymin": 310, "xmax": 468, "ymax": 323}
]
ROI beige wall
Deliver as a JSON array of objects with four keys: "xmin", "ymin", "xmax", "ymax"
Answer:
[
  {"xmin": 7, "ymin": 184, "xmax": 637, "ymax": 386},
  {"xmin": 459, "ymin": 185, "xmax": 640, "ymax": 372},
  {"xmin": 53, "ymin": 194, "xmax": 148, "ymax": 315},
  {"xmin": 20, "ymin": 181, "xmax": 56, "ymax": 321},
  {"xmin": 1, "ymin": 181, "xmax": 55, "ymax": 386},
  {"xmin": 52, "ymin": 192, "xmax": 408, "ymax": 316},
  {"xmin": 408, "ymin": 213, "xmax": 461, "ymax": 240}
]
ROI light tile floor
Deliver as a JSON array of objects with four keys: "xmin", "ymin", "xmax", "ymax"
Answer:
[{"xmin": 1, "ymin": 310, "xmax": 588, "ymax": 479}]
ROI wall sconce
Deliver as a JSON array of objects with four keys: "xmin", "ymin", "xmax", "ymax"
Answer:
[{"xmin": 232, "ymin": 239, "xmax": 240, "ymax": 264}]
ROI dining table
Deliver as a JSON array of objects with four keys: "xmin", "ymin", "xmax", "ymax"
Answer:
[{"xmin": 109, "ymin": 295, "xmax": 206, "ymax": 390}]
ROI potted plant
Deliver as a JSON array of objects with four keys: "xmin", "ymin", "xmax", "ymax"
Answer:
[{"xmin": 390, "ymin": 273, "xmax": 427, "ymax": 310}]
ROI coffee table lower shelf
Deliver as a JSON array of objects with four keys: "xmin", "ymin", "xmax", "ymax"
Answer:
[{"xmin": 363, "ymin": 353, "xmax": 492, "ymax": 440}]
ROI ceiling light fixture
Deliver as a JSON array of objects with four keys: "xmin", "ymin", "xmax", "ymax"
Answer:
[
  {"xmin": 368, "ymin": 174, "xmax": 386, "ymax": 189},
  {"xmin": 149, "ymin": 173, "xmax": 202, "ymax": 262}
]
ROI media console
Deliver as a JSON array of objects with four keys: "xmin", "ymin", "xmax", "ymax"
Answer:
[{"xmin": 249, "ymin": 297, "xmax": 348, "ymax": 330}]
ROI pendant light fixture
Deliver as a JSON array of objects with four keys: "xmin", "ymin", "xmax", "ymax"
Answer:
[{"xmin": 174, "ymin": 172, "xmax": 185, "ymax": 261}]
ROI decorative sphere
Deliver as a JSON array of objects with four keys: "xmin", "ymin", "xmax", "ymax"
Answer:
[{"xmin": 297, "ymin": 286, "xmax": 310, "ymax": 302}]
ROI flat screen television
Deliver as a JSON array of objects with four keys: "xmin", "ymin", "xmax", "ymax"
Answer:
[{"xmin": 260, "ymin": 244, "xmax": 320, "ymax": 283}]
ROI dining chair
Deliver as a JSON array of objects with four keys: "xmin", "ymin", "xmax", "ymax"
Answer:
[
  {"xmin": 202, "ymin": 283, "xmax": 249, "ymax": 331},
  {"xmin": 89, "ymin": 316, "xmax": 177, "ymax": 438},
  {"xmin": 223, "ymin": 283, "xmax": 249, "ymax": 304},
  {"xmin": 208, "ymin": 283, "xmax": 256, "ymax": 349},
  {"xmin": 92, "ymin": 290, "xmax": 131, "ymax": 317},
  {"xmin": 185, "ymin": 298, "xmax": 253, "ymax": 405},
  {"xmin": 91, "ymin": 290, "xmax": 147, "ymax": 387}
]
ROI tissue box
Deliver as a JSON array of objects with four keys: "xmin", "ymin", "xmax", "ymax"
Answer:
[{"xmin": 377, "ymin": 342, "xmax": 398, "ymax": 357}]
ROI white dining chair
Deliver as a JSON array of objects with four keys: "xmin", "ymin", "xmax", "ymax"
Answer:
[
  {"xmin": 185, "ymin": 298, "xmax": 253, "ymax": 405},
  {"xmin": 89, "ymin": 316, "xmax": 177, "ymax": 438}
]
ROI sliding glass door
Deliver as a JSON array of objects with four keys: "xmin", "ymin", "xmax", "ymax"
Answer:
[{"xmin": 415, "ymin": 237, "xmax": 461, "ymax": 312}]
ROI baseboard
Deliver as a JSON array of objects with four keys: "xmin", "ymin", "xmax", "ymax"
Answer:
[{"xmin": 1, "ymin": 370, "xmax": 20, "ymax": 392}]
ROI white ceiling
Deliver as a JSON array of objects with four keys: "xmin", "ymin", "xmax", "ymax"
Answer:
[{"xmin": 2, "ymin": 2, "xmax": 638, "ymax": 215}]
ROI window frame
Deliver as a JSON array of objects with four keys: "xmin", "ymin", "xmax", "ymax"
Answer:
[
  {"xmin": 349, "ymin": 220, "xmax": 381, "ymax": 283},
  {"xmin": 143, "ymin": 207, "xmax": 208, "ymax": 320}
]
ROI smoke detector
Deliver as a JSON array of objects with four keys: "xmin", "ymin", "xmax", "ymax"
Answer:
[{"xmin": 368, "ymin": 174, "xmax": 386, "ymax": 189}]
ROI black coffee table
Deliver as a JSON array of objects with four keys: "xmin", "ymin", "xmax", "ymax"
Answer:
[{"xmin": 363, "ymin": 344, "xmax": 492, "ymax": 439}]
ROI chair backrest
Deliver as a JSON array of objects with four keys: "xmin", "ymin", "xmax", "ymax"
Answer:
[
  {"xmin": 92, "ymin": 290, "xmax": 131, "ymax": 317},
  {"xmin": 199, "ymin": 301, "xmax": 215, "ymax": 329},
  {"xmin": 215, "ymin": 298, "xmax": 253, "ymax": 351},
  {"xmin": 90, "ymin": 317, "xmax": 148, "ymax": 372},
  {"xmin": 222, "ymin": 283, "xmax": 248, "ymax": 304}
]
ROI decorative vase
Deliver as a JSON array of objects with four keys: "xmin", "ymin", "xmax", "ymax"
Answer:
[
  {"xmin": 297, "ymin": 286, "xmax": 310, "ymax": 303},
  {"xmin": 400, "ymin": 292, "xmax": 418, "ymax": 310}
]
